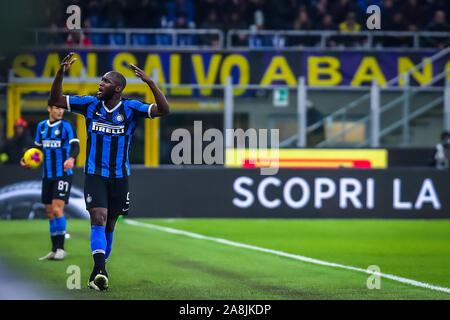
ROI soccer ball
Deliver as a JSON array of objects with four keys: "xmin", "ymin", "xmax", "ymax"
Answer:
[{"xmin": 23, "ymin": 148, "xmax": 43, "ymax": 169}]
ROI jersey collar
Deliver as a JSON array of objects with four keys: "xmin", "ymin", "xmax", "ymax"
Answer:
[
  {"xmin": 102, "ymin": 100, "xmax": 122, "ymax": 113},
  {"xmin": 47, "ymin": 120, "xmax": 61, "ymax": 127}
]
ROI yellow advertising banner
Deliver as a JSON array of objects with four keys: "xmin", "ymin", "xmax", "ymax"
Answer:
[
  {"xmin": 11, "ymin": 51, "xmax": 449, "ymax": 91},
  {"xmin": 225, "ymin": 149, "xmax": 388, "ymax": 169}
]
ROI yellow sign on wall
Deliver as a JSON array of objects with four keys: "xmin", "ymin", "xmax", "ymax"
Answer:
[
  {"xmin": 11, "ymin": 51, "xmax": 445, "ymax": 94},
  {"xmin": 225, "ymin": 149, "xmax": 388, "ymax": 169}
]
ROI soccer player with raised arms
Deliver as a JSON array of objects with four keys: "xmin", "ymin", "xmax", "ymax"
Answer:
[
  {"xmin": 20, "ymin": 103, "xmax": 79, "ymax": 261},
  {"xmin": 49, "ymin": 52, "xmax": 170, "ymax": 291}
]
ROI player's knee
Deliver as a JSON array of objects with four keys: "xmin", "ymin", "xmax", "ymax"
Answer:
[
  {"xmin": 51, "ymin": 204, "xmax": 63, "ymax": 218},
  {"xmin": 89, "ymin": 208, "xmax": 107, "ymax": 226}
]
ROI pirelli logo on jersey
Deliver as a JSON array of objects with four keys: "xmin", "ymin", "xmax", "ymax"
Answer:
[
  {"xmin": 42, "ymin": 140, "xmax": 62, "ymax": 148},
  {"xmin": 91, "ymin": 122, "xmax": 125, "ymax": 135}
]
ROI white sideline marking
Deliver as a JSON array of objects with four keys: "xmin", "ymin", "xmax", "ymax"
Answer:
[{"xmin": 124, "ymin": 219, "xmax": 450, "ymax": 295}]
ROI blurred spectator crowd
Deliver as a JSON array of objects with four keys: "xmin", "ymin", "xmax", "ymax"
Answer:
[{"xmin": 37, "ymin": 0, "xmax": 450, "ymax": 48}]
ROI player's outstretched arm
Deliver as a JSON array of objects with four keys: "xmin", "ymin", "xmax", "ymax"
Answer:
[
  {"xmin": 129, "ymin": 64, "xmax": 170, "ymax": 118},
  {"xmin": 49, "ymin": 52, "xmax": 77, "ymax": 109}
]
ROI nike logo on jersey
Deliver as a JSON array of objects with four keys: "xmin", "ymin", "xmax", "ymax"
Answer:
[
  {"xmin": 122, "ymin": 208, "xmax": 129, "ymax": 212},
  {"xmin": 95, "ymin": 112, "xmax": 103, "ymax": 116}
]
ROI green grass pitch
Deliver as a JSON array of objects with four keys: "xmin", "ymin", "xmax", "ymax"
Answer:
[{"xmin": 0, "ymin": 218, "xmax": 449, "ymax": 300}]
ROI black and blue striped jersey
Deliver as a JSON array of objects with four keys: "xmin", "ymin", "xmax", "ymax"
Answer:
[
  {"xmin": 34, "ymin": 120, "xmax": 79, "ymax": 179},
  {"xmin": 65, "ymin": 95, "xmax": 155, "ymax": 178}
]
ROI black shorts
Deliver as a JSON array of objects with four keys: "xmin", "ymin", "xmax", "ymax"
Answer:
[
  {"xmin": 41, "ymin": 175, "xmax": 73, "ymax": 204},
  {"xmin": 84, "ymin": 174, "xmax": 130, "ymax": 216}
]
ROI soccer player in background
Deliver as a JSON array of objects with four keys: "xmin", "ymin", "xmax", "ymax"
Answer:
[
  {"xmin": 49, "ymin": 52, "xmax": 170, "ymax": 291},
  {"xmin": 20, "ymin": 103, "xmax": 80, "ymax": 261}
]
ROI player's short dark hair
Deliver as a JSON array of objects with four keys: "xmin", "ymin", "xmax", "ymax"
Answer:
[
  {"xmin": 109, "ymin": 71, "xmax": 127, "ymax": 91},
  {"xmin": 441, "ymin": 131, "xmax": 449, "ymax": 140}
]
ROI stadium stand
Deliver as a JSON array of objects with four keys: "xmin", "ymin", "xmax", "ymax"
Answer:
[{"xmin": 33, "ymin": 0, "xmax": 450, "ymax": 48}]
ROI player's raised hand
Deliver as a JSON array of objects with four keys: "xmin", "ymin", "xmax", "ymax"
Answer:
[
  {"xmin": 60, "ymin": 52, "xmax": 77, "ymax": 72},
  {"xmin": 129, "ymin": 64, "xmax": 152, "ymax": 83}
]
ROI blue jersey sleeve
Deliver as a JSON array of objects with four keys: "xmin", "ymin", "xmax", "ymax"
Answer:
[
  {"xmin": 63, "ymin": 121, "xmax": 79, "ymax": 144},
  {"xmin": 34, "ymin": 122, "xmax": 43, "ymax": 147},
  {"xmin": 128, "ymin": 100, "xmax": 155, "ymax": 119},
  {"xmin": 65, "ymin": 95, "xmax": 97, "ymax": 116}
]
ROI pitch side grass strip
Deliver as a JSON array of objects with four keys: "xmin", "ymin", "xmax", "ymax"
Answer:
[{"xmin": 124, "ymin": 219, "xmax": 450, "ymax": 295}]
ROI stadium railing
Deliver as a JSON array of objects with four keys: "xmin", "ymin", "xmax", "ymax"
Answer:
[
  {"xmin": 313, "ymin": 72, "xmax": 450, "ymax": 148},
  {"xmin": 220, "ymin": 78, "xmax": 449, "ymax": 150},
  {"xmin": 33, "ymin": 28, "xmax": 225, "ymax": 49},
  {"xmin": 32, "ymin": 28, "xmax": 450, "ymax": 50},
  {"xmin": 279, "ymin": 47, "xmax": 450, "ymax": 148},
  {"xmin": 227, "ymin": 30, "xmax": 450, "ymax": 51}
]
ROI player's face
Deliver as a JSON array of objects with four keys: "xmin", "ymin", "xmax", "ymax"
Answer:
[
  {"xmin": 98, "ymin": 73, "xmax": 118, "ymax": 100},
  {"xmin": 48, "ymin": 106, "xmax": 64, "ymax": 121}
]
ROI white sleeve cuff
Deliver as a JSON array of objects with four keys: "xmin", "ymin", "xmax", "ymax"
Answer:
[
  {"xmin": 148, "ymin": 104, "xmax": 156, "ymax": 119},
  {"xmin": 34, "ymin": 141, "xmax": 42, "ymax": 146},
  {"xmin": 65, "ymin": 95, "xmax": 71, "ymax": 111},
  {"xmin": 69, "ymin": 138, "xmax": 80, "ymax": 144}
]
